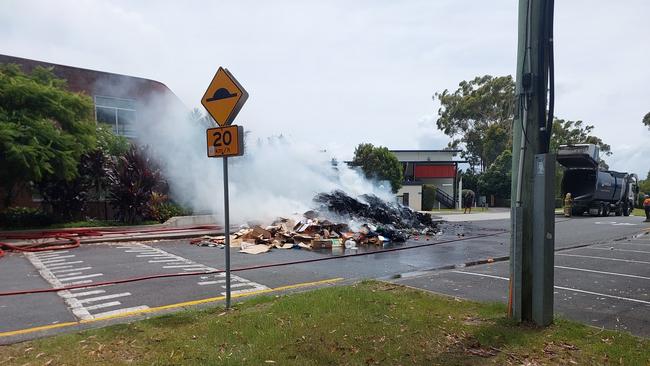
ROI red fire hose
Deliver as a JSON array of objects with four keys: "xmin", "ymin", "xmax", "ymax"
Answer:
[{"xmin": 0, "ymin": 225, "xmax": 220, "ymax": 259}]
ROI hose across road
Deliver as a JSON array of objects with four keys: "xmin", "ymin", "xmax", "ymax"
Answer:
[
  {"xmin": 0, "ymin": 225, "xmax": 221, "ymax": 259},
  {"xmin": 0, "ymin": 230, "xmax": 508, "ymax": 297}
]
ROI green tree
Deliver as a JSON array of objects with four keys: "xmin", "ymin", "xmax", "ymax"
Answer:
[
  {"xmin": 550, "ymin": 118, "xmax": 611, "ymax": 168},
  {"xmin": 477, "ymin": 150, "xmax": 512, "ymax": 199},
  {"xmin": 643, "ymin": 112, "xmax": 650, "ymax": 130},
  {"xmin": 38, "ymin": 126, "xmax": 129, "ymax": 220},
  {"xmin": 351, "ymin": 143, "xmax": 403, "ymax": 193},
  {"xmin": 433, "ymin": 75, "xmax": 515, "ymax": 171},
  {"xmin": 0, "ymin": 63, "xmax": 98, "ymax": 206},
  {"xmin": 459, "ymin": 169, "xmax": 480, "ymax": 193}
]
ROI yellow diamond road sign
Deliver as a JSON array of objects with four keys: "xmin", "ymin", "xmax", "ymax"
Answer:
[{"xmin": 201, "ymin": 67, "xmax": 248, "ymax": 127}]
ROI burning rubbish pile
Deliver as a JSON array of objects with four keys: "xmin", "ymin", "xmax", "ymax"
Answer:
[{"xmin": 190, "ymin": 190, "xmax": 439, "ymax": 254}]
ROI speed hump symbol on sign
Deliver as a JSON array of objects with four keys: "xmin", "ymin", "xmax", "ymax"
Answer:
[
  {"xmin": 206, "ymin": 125, "xmax": 244, "ymax": 158},
  {"xmin": 201, "ymin": 67, "xmax": 248, "ymax": 127}
]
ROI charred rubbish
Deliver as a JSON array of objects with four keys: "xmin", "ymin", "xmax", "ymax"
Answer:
[{"xmin": 190, "ymin": 190, "xmax": 439, "ymax": 254}]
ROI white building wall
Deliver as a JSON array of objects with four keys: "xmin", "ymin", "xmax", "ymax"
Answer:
[
  {"xmin": 392, "ymin": 151, "xmax": 456, "ymax": 162},
  {"xmin": 396, "ymin": 185, "xmax": 422, "ymax": 211}
]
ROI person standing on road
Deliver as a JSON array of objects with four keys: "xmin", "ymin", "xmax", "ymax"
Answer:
[
  {"xmin": 463, "ymin": 190, "xmax": 475, "ymax": 214},
  {"xmin": 643, "ymin": 194, "xmax": 650, "ymax": 222},
  {"xmin": 563, "ymin": 193, "xmax": 573, "ymax": 217}
]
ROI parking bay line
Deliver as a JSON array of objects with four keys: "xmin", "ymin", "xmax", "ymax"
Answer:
[
  {"xmin": 587, "ymin": 247, "xmax": 650, "ymax": 254},
  {"xmin": 555, "ymin": 266, "xmax": 650, "ymax": 280},
  {"xmin": 449, "ymin": 271, "xmax": 650, "ymax": 306},
  {"xmin": 556, "ymin": 253, "xmax": 650, "ymax": 264}
]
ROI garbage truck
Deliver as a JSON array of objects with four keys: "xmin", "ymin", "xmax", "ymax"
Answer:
[{"xmin": 557, "ymin": 144, "xmax": 638, "ymax": 217}]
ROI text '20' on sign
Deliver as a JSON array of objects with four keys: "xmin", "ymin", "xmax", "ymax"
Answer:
[{"xmin": 206, "ymin": 125, "xmax": 244, "ymax": 158}]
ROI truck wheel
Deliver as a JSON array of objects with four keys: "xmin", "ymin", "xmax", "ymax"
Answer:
[
  {"xmin": 596, "ymin": 204, "xmax": 603, "ymax": 217},
  {"xmin": 615, "ymin": 206, "xmax": 623, "ymax": 216},
  {"xmin": 602, "ymin": 205, "xmax": 610, "ymax": 217}
]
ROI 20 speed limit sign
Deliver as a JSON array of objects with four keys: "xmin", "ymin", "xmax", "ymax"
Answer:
[{"xmin": 206, "ymin": 125, "xmax": 244, "ymax": 157}]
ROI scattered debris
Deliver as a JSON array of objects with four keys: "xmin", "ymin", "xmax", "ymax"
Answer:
[{"xmin": 191, "ymin": 190, "xmax": 439, "ymax": 255}]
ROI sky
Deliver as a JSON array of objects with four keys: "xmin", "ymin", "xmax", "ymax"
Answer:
[{"xmin": 2, "ymin": 0, "xmax": 649, "ymax": 176}]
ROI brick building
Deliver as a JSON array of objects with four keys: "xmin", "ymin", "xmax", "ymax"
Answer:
[{"xmin": 0, "ymin": 54, "xmax": 186, "ymax": 214}]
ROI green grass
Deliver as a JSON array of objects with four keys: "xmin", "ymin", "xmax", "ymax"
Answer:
[
  {"xmin": 632, "ymin": 208, "xmax": 647, "ymax": 217},
  {"xmin": 1, "ymin": 281, "xmax": 648, "ymax": 365}
]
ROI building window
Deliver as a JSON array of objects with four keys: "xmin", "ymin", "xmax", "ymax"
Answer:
[{"xmin": 94, "ymin": 96, "xmax": 137, "ymax": 138}]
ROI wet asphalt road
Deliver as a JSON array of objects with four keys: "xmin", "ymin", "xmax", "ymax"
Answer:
[{"xmin": 0, "ymin": 214, "xmax": 647, "ymax": 342}]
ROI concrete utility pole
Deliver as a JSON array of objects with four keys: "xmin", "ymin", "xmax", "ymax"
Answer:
[{"xmin": 510, "ymin": 0, "xmax": 556, "ymax": 326}]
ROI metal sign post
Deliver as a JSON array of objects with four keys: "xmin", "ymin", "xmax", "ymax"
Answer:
[
  {"xmin": 201, "ymin": 67, "xmax": 248, "ymax": 310},
  {"xmin": 222, "ymin": 156, "xmax": 231, "ymax": 308}
]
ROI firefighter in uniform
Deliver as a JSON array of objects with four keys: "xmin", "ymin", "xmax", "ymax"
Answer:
[
  {"xmin": 643, "ymin": 195, "xmax": 650, "ymax": 222},
  {"xmin": 563, "ymin": 193, "xmax": 573, "ymax": 217}
]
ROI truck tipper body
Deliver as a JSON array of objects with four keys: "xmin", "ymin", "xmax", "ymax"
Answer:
[{"xmin": 557, "ymin": 144, "xmax": 638, "ymax": 216}]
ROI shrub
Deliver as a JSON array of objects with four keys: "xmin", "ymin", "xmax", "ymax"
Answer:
[
  {"xmin": 421, "ymin": 185, "xmax": 436, "ymax": 211},
  {"xmin": 155, "ymin": 202, "xmax": 191, "ymax": 223},
  {"xmin": 108, "ymin": 146, "xmax": 163, "ymax": 224},
  {"xmin": 0, "ymin": 207, "xmax": 53, "ymax": 228}
]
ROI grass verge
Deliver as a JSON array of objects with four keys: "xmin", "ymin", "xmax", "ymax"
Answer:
[{"xmin": 1, "ymin": 281, "xmax": 648, "ymax": 365}]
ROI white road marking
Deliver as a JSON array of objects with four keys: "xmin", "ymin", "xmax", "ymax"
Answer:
[
  {"xmin": 92, "ymin": 306, "xmax": 149, "ymax": 319},
  {"xmin": 57, "ymin": 272, "xmax": 82, "ymax": 277},
  {"xmin": 52, "ymin": 267, "xmax": 92, "ymax": 273},
  {"xmin": 136, "ymin": 254, "xmax": 170, "ymax": 258},
  {"xmin": 35, "ymin": 251, "xmax": 69, "ymax": 257},
  {"xmin": 66, "ymin": 280, "xmax": 93, "ymax": 285},
  {"xmin": 450, "ymin": 270, "xmax": 650, "ymax": 306},
  {"xmin": 26, "ymin": 252, "xmax": 148, "ymax": 320},
  {"xmin": 162, "ymin": 264, "xmax": 206, "ymax": 268},
  {"xmin": 124, "ymin": 243, "xmax": 269, "ymax": 292},
  {"xmin": 48, "ymin": 261, "xmax": 84, "ymax": 267},
  {"xmin": 58, "ymin": 273, "xmax": 103, "ymax": 282},
  {"xmin": 198, "ymin": 280, "xmax": 226, "ymax": 285},
  {"xmin": 148, "ymin": 259, "xmax": 183, "ymax": 263},
  {"xmin": 41, "ymin": 255, "xmax": 76, "ymax": 262},
  {"xmin": 556, "ymin": 253, "xmax": 650, "ymax": 264},
  {"xmin": 555, "ymin": 265, "xmax": 650, "ymax": 280},
  {"xmin": 48, "ymin": 265, "xmax": 73, "ymax": 270},
  {"xmin": 77, "ymin": 293, "xmax": 131, "ymax": 304},
  {"xmin": 588, "ymin": 247, "xmax": 650, "ymax": 254},
  {"xmin": 25, "ymin": 253, "xmax": 92, "ymax": 320},
  {"xmin": 61, "ymin": 290, "xmax": 106, "ymax": 298},
  {"xmin": 85, "ymin": 301, "xmax": 121, "ymax": 311}
]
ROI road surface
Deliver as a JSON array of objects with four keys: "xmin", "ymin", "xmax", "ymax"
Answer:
[{"xmin": 0, "ymin": 214, "xmax": 646, "ymax": 343}]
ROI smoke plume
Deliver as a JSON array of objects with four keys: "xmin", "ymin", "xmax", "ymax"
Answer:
[{"xmin": 135, "ymin": 95, "xmax": 393, "ymax": 224}]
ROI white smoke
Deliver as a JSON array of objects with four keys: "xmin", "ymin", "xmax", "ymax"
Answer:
[{"xmin": 135, "ymin": 95, "xmax": 394, "ymax": 224}]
